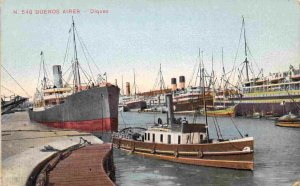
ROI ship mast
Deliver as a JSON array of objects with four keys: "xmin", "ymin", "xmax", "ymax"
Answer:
[
  {"xmin": 201, "ymin": 58, "xmax": 209, "ymax": 143},
  {"xmin": 122, "ymin": 75, "xmax": 124, "ymax": 95},
  {"xmin": 153, "ymin": 63, "xmax": 166, "ymax": 93},
  {"xmin": 211, "ymin": 52, "xmax": 215, "ymax": 108},
  {"xmin": 41, "ymin": 51, "xmax": 48, "ymax": 90},
  {"xmin": 159, "ymin": 64, "xmax": 163, "ymax": 93},
  {"xmin": 243, "ymin": 17, "xmax": 250, "ymax": 82},
  {"xmin": 159, "ymin": 64, "xmax": 166, "ymax": 106},
  {"xmin": 72, "ymin": 17, "xmax": 81, "ymax": 92},
  {"xmin": 133, "ymin": 69, "xmax": 136, "ymax": 98},
  {"xmin": 197, "ymin": 49, "xmax": 202, "ymax": 87},
  {"xmin": 222, "ymin": 48, "xmax": 226, "ymax": 108}
]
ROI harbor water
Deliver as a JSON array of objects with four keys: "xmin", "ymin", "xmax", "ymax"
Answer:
[
  {"xmin": 2, "ymin": 112, "xmax": 299, "ymax": 185},
  {"xmin": 114, "ymin": 112, "xmax": 300, "ymax": 186}
]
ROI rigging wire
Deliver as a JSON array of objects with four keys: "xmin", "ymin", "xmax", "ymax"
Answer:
[
  {"xmin": 212, "ymin": 114, "xmax": 220, "ymax": 140},
  {"xmin": 62, "ymin": 29, "xmax": 71, "ymax": 68},
  {"xmin": 74, "ymin": 27, "xmax": 96, "ymax": 83},
  {"xmin": 284, "ymin": 87, "xmax": 300, "ymax": 111},
  {"xmin": 152, "ymin": 66, "xmax": 166, "ymax": 91},
  {"xmin": 213, "ymin": 116, "xmax": 224, "ymax": 140},
  {"xmin": 1, "ymin": 64, "xmax": 30, "ymax": 97},
  {"xmin": 188, "ymin": 59, "xmax": 198, "ymax": 87},
  {"xmin": 74, "ymin": 27, "xmax": 102, "ymax": 74},
  {"xmin": 152, "ymin": 70, "xmax": 159, "ymax": 90},
  {"xmin": 1, "ymin": 85, "xmax": 16, "ymax": 95},
  {"xmin": 62, "ymin": 64, "xmax": 73, "ymax": 77},
  {"xmin": 78, "ymin": 63, "xmax": 93, "ymax": 86},
  {"xmin": 228, "ymin": 19, "xmax": 244, "ymax": 82},
  {"xmin": 42, "ymin": 54, "xmax": 52, "ymax": 86},
  {"xmin": 246, "ymin": 44, "xmax": 260, "ymax": 78},
  {"xmin": 65, "ymin": 64, "xmax": 74, "ymax": 85}
]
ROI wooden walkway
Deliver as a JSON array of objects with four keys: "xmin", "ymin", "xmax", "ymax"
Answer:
[{"xmin": 46, "ymin": 144, "xmax": 115, "ymax": 186}]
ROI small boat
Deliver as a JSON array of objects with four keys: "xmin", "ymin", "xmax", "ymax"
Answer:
[
  {"xmin": 252, "ymin": 112, "xmax": 262, "ymax": 119},
  {"xmin": 275, "ymin": 112, "xmax": 300, "ymax": 128},
  {"xmin": 118, "ymin": 104, "xmax": 129, "ymax": 112},
  {"xmin": 112, "ymin": 94, "xmax": 254, "ymax": 170},
  {"xmin": 201, "ymin": 105, "xmax": 236, "ymax": 117}
]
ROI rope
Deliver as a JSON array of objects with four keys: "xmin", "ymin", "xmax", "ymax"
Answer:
[{"xmin": 230, "ymin": 116, "xmax": 243, "ymax": 138}]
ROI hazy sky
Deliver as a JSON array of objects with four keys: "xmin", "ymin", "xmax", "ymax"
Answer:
[{"xmin": 1, "ymin": 0, "xmax": 300, "ymax": 97}]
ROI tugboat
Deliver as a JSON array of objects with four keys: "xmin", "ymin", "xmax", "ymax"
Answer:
[{"xmin": 112, "ymin": 94, "xmax": 254, "ymax": 170}]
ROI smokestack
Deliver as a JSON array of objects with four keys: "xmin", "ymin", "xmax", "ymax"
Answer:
[
  {"xmin": 126, "ymin": 82, "xmax": 130, "ymax": 96},
  {"xmin": 171, "ymin": 78, "xmax": 177, "ymax": 91},
  {"xmin": 53, "ymin": 65, "xmax": 63, "ymax": 88},
  {"xmin": 165, "ymin": 94, "xmax": 174, "ymax": 125},
  {"xmin": 179, "ymin": 76, "xmax": 185, "ymax": 90}
]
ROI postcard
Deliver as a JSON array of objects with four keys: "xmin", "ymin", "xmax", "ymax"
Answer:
[{"xmin": 1, "ymin": 1, "xmax": 300, "ymax": 186}]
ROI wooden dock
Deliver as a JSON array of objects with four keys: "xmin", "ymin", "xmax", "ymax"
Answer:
[{"xmin": 34, "ymin": 144, "xmax": 115, "ymax": 186}]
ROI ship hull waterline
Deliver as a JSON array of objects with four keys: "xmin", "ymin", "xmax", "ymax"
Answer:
[{"xmin": 113, "ymin": 137, "xmax": 254, "ymax": 170}]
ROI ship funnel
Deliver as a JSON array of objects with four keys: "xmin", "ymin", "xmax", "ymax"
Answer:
[
  {"xmin": 179, "ymin": 76, "xmax": 185, "ymax": 90},
  {"xmin": 53, "ymin": 65, "xmax": 63, "ymax": 88},
  {"xmin": 165, "ymin": 94, "xmax": 174, "ymax": 125},
  {"xmin": 171, "ymin": 78, "xmax": 177, "ymax": 91},
  {"xmin": 126, "ymin": 82, "xmax": 131, "ymax": 96}
]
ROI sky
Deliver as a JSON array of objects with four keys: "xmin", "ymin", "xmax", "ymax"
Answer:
[{"xmin": 1, "ymin": 0, "xmax": 300, "ymax": 97}]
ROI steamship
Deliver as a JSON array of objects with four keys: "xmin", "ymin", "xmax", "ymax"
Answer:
[
  {"xmin": 140, "ymin": 64, "xmax": 171, "ymax": 112},
  {"xmin": 216, "ymin": 65, "xmax": 300, "ymax": 117},
  {"xmin": 214, "ymin": 18, "xmax": 300, "ymax": 117},
  {"xmin": 171, "ymin": 76, "xmax": 213, "ymax": 113},
  {"xmin": 119, "ymin": 82, "xmax": 147, "ymax": 112},
  {"xmin": 29, "ymin": 19, "xmax": 120, "ymax": 135}
]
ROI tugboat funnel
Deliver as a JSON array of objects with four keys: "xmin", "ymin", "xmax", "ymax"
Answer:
[{"xmin": 166, "ymin": 94, "xmax": 174, "ymax": 125}]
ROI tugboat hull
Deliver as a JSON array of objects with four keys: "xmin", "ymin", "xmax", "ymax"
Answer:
[
  {"xmin": 113, "ymin": 137, "xmax": 254, "ymax": 170},
  {"xmin": 275, "ymin": 121, "xmax": 300, "ymax": 128}
]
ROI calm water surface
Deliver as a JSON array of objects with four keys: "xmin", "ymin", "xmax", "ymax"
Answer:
[{"xmin": 114, "ymin": 112, "xmax": 300, "ymax": 186}]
